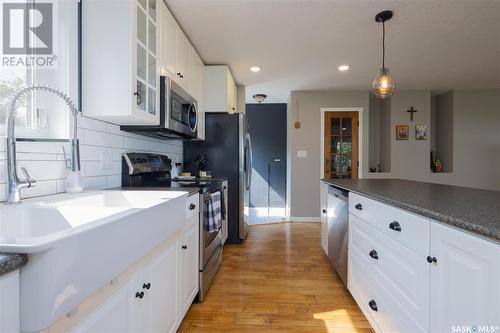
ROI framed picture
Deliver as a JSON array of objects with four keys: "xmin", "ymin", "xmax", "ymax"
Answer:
[
  {"xmin": 416, "ymin": 125, "xmax": 428, "ymax": 140},
  {"xmin": 396, "ymin": 125, "xmax": 409, "ymax": 140}
]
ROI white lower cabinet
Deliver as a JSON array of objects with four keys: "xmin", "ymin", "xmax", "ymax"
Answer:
[
  {"xmin": 429, "ymin": 222, "xmax": 500, "ymax": 332},
  {"xmin": 348, "ymin": 193, "xmax": 500, "ymax": 333},
  {"xmin": 68, "ymin": 278, "xmax": 134, "ymax": 332},
  {"xmin": 69, "ymin": 236, "xmax": 179, "ymax": 333},
  {"xmin": 0, "ymin": 270, "xmax": 21, "ymax": 333},
  {"xmin": 179, "ymin": 218, "xmax": 200, "ymax": 319},
  {"xmin": 67, "ymin": 194, "xmax": 200, "ymax": 333},
  {"xmin": 149, "ymin": 238, "xmax": 179, "ymax": 333}
]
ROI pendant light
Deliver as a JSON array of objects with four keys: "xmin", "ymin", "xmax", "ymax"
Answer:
[{"xmin": 372, "ymin": 10, "xmax": 395, "ymax": 98}]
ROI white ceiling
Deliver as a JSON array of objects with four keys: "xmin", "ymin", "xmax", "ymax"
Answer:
[{"xmin": 165, "ymin": 0, "xmax": 500, "ymax": 103}]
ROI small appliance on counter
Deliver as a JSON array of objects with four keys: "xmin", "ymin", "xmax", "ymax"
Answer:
[{"xmin": 121, "ymin": 152, "xmax": 228, "ymax": 301}]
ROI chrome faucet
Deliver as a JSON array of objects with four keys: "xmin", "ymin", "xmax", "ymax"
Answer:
[{"xmin": 6, "ymin": 84, "xmax": 80, "ymax": 204}]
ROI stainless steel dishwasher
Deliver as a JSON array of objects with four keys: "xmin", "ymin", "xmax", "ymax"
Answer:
[{"xmin": 327, "ymin": 186, "xmax": 349, "ymax": 286}]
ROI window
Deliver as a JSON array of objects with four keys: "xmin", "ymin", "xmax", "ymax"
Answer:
[{"xmin": 0, "ymin": 0, "xmax": 78, "ymax": 139}]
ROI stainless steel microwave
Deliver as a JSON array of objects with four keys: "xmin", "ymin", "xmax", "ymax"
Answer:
[{"xmin": 121, "ymin": 75, "xmax": 198, "ymax": 139}]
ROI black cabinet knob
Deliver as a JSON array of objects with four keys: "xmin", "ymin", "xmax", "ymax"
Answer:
[
  {"xmin": 389, "ymin": 221, "xmax": 402, "ymax": 232},
  {"xmin": 189, "ymin": 203, "xmax": 196, "ymax": 210},
  {"xmin": 135, "ymin": 291, "xmax": 144, "ymax": 299},
  {"xmin": 369, "ymin": 250, "xmax": 379, "ymax": 260},
  {"xmin": 368, "ymin": 299, "xmax": 378, "ymax": 311},
  {"xmin": 143, "ymin": 283, "xmax": 151, "ymax": 290},
  {"xmin": 182, "ymin": 245, "xmax": 187, "ymax": 250},
  {"xmin": 427, "ymin": 256, "xmax": 437, "ymax": 263},
  {"xmin": 322, "ymin": 209, "xmax": 327, "ymax": 214},
  {"xmin": 355, "ymin": 203, "xmax": 363, "ymax": 210},
  {"xmin": 133, "ymin": 91, "xmax": 139, "ymax": 96},
  {"xmin": 177, "ymin": 72, "xmax": 181, "ymax": 76}
]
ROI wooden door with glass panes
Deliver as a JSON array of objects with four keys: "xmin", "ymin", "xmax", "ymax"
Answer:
[{"xmin": 324, "ymin": 112, "xmax": 359, "ymax": 180}]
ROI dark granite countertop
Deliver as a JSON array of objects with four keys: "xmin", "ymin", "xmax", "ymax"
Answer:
[
  {"xmin": 323, "ymin": 179, "xmax": 500, "ymax": 243},
  {"xmin": 0, "ymin": 253, "xmax": 27, "ymax": 277}
]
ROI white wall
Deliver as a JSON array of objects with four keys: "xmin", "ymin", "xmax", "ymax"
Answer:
[
  {"xmin": 0, "ymin": 115, "xmax": 183, "ymax": 202},
  {"xmin": 389, "ymin": 91, "xmax": 432, "ymax": 180}
]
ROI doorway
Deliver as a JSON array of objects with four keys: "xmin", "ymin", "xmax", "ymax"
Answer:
[
  {"xmin": 323, "ymin": 111, "xmax": 359, "ymax": 180},
  {"xmin": 246, "ymin": 103, "xmax": 287, "ymax": 225}
]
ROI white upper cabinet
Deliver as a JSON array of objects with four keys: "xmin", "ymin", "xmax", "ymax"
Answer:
[
  {"xmin": 160, "ymin": 3, "xmax": 177, "ymax": 78},
  {"xmin": 203, "ymin": 65, "xmax": 239, "ymax": 113},
  {"xmin": 429, "ymin": 222, "xmax": 500, "ymax": 332},
  {"xmin": 82, "ymin": 0, "xmax": 160, "ymax": 125},
  {"xmin": 158, "ymin": 1, "xmax": 202, "ymax": 102}
]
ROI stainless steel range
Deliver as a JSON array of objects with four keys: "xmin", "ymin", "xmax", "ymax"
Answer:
[{"xmin": 121, "ymin": 152, "xmax": 226, "ymax": 301}]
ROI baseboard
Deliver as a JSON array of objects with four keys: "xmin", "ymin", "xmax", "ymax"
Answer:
[{"xmin": 289, "ymin": 217, "xmax": 321, "ymax": 223}]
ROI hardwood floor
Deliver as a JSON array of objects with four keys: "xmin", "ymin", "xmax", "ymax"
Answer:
[{"xmin": 179, "ymin": 222, "xmax": 373, "ymax": 333}]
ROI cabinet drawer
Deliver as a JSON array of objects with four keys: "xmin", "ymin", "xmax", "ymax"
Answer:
[
  {"xmin": 349, "ymin": 250, "xmax": 428, "ymax": 333},
  {"xmin": 186, "ymin": 194, "xmax": 199, "ymax": 219},
  {"xmin": 349, "ymin": 193, "xmax": 430, "ymax": 256},
  {"xmin": 348, "ymin": 251, "xmax": 382, "ymax": 332},
  {"xmin": 349, "ymin": 215, "xmax": 430, "ymax": 329}
]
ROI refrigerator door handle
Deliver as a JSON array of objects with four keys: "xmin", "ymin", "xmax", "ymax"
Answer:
[{"xmin": 245, "ymin": 134, "xmax": 253, "ymax": 190}]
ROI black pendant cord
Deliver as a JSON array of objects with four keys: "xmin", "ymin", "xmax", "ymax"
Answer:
[{"xmin": 382, "ymin": 21, "xmax": 385, "ymax": 68}]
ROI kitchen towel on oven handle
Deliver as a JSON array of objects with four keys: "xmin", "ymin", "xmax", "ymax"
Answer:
[{"xmin": 207, "ymin": 191, "xmax": 222, "ymax": 232}]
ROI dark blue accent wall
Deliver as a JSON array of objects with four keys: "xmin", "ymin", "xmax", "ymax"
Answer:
[{"xmin": 246, "ymin": 103, "xmax": 287, "ymax": 208}]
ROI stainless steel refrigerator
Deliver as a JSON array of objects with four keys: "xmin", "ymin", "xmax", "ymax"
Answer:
[{"xmin": 183, "ymin": 113, "xmax": 251, "ymax": 244}]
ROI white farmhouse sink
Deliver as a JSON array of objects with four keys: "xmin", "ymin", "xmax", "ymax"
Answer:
[{"xmin": 0, "ymin": 190, "xmax": 189, "ymax": 332}]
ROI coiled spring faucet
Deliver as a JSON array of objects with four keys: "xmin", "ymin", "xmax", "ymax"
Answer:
[{"xmin": 5, "ymin": 84, "xmax": 80, "ymax": 204}]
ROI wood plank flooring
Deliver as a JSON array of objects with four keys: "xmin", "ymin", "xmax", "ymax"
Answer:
[{"xmin": 178, "ymin": 222, "xmax": 373, "ymax": 333}]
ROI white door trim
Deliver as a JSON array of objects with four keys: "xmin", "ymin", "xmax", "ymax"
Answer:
[{"xmin": 320, "ymin": 107, "xmax": 364, "ymax": 180}]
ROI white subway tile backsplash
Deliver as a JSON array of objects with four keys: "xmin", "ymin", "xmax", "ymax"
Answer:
[
  {"xmin": 1, "ymin": 115, "xmax": 183, "ymax": 202},
  {"xmin": 16, "ymin": 153, "xmax": 58, "ymax": 161},
  {"xmin": 21, "ymin": 180, "xmax": 58, "ymax": 199},
  {"xmin": 81, "ymin": 176, "xmax": 108, "ymax": 190},
  {"xmin": 106, "ymin": 175, "xmax": 122, "ymax": 189},
  {"xmin": 78, "ymin": 115, "xmax": 107, "ymax": 132},
  {"xmin": 82, "ymin": 161, "xmax": 121, "ymax": 177},
  {"xmin": 84, "ymin": 129, "xmax": 124, "ymax": 148},
  {"xmin": 17, "ymin": 160, "xmax": 68, "ymax": 181}
]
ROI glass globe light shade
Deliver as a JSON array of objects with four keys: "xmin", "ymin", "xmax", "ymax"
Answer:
[{"xmin": 372, "ymin": 67, "xmax": 395, "ymax": 98}]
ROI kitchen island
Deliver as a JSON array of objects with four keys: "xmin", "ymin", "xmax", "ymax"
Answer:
[
  {"xmin": 321, "ymin": 178, "xmax": 500, "ymax": 333},
  {"xmin": 323, "ymin": 178, "xmax": 500, "ymax": 242}
]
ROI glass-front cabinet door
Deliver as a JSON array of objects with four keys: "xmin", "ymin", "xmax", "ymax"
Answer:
[
  {"xmin": 324, "ymin": 112, "xmax": 359, "ymax": 180},
  {"xmin": 136, "ymin": 0, "xmax": 157, "ymax": 117}
]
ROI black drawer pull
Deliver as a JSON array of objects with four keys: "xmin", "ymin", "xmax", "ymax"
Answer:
[
  {"xmin": 143, "ymin": 283, "xmax": 151, "ymax": 290},
  {"xmin": 389, "ymin": 221, "xmax": 402, "ymax": 232},
  {"xmin": 182, "ymin": 245, "xmax": 188, "ymax": 250},
  {"xmin": 322, "ymin": 209, "xmax": 327, "ymax": 214},
  {"xmin": 427, "ymin": 256, "xmax": 437, "ymax": 263},
  {"xmin": 368, "ymin": 299, "xmax": 378, "ymax": 311},
  {"xmin": 189, "ymin": 203, "xmax": 196, "ymax": 210},
  {"xmin": 135, "ymin": 291, "xmax": 144, "ymax": 299},
  {"xmin": 355, "ymin": 203, "xmax": 363, "ymax": 210},
  {"xmin": 369, "ymin": 250, "xmax": 379, "ymax": 260}
]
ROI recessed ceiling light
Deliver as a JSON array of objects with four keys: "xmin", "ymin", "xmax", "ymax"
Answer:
[
  {"xmin": 250, "ymin": 66, "xmax": 261, "ymax": 72},
  {"xmin": 338, "ymin": 65, "xmax": 350, "ymax": 71}
]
